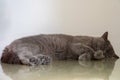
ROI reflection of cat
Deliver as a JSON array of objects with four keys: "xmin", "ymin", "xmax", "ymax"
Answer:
[
  {"xmin": 1, "ymin": 59, "xmax": 117, "ymax": 80},
  {"xmin": 0, "ymin": 63, "xmax": 12, "ymax": 80},
  {"xmin": 1, "ymin": 32, "xmax": 119, "ymax": 65}
]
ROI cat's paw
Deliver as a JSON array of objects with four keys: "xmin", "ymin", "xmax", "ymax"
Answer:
[
  {"xmin": 29, "ymin": 56, "xmax": 38, "ymax": 65},
  {"xmin": 94, "ymin": 50, "xmax": 104, "ymax": 60},
  {"xmin": 37, "ymin": 55, "xmax": 51, "ymax": 65},
  {"xmin": 29, "ymin": 54, "xmax": 51, "ymax": 66}
]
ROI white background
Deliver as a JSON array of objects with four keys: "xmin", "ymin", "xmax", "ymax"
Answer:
[{"xmin": 0, "ymin": 0, "xmax": 120, "ymax": 57}]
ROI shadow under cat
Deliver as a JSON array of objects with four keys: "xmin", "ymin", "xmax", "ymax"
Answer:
[{"xmin": 1, "ymin": 59, "xmax": 117, "ymax": 80}]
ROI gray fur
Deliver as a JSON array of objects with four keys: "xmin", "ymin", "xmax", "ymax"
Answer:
[{"xmin": 1, "ymin": 32, "xmax": 119, "ymax": 65}]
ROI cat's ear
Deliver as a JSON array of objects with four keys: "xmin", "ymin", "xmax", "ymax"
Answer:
[{"xmin": 101, "ymin": 32, "xmax": 108, "ymax": 40}]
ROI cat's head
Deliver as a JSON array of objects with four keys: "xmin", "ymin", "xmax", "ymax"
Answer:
[{"xmin": 92, "ymin": 32, "xmax": 119, "ymax": 59}]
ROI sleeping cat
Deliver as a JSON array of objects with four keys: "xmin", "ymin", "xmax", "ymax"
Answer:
[{"xmin": 1, "ymin": 32, "xmax": 119, "ymax": 65}]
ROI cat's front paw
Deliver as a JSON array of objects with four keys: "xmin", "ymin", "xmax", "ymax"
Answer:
[{"xmin": 94, "ymin": 50, "xmax": 105, "ymax": 60}]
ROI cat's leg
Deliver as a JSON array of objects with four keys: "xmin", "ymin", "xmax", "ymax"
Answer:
[
  {"xmin": 78, "ymin": 53, "xmax": 92, "ymax": 61},
  {"xmin": 14, "ymin": 43, "xmax": 52, "ymax": 65},
  {"xmin": 78, "ymin": 50, "xmax": 105, "ymax": 61},
  {"xmin": 17, "ymin": 48, "xmax": 51, "ymax": 66},
  {"xmin": 69, "ymin": 43, "xmax": 95, "ymax": 60},
  {"xmin": 70, "ymin": 43, "xmax": 105, "ymax": 60},
  {"xmin": 18, "ymin": 50, "xmax": 33, "ymax": 65},
  {"xmin": 19, "ymin": 53, "xmax": 52, "ymax": 66}
]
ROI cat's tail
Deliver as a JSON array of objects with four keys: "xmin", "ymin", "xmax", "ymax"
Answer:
[{"xmin": 1, "ymin": 47, "xmax": 22, "ymax": 64}]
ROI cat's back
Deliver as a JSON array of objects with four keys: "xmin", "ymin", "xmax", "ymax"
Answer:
[
  {"xmin": 18, "ymin": 34, "xmax": 73, "ymax": 44},
  {"xmin": 7, "ymin": 34, "xmax": 73, "ymax": 51}
]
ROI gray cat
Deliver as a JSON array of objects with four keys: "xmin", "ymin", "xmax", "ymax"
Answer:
[{"xmin": 1, "ymin": 32, "xmax": 119, "ymax": 66}]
